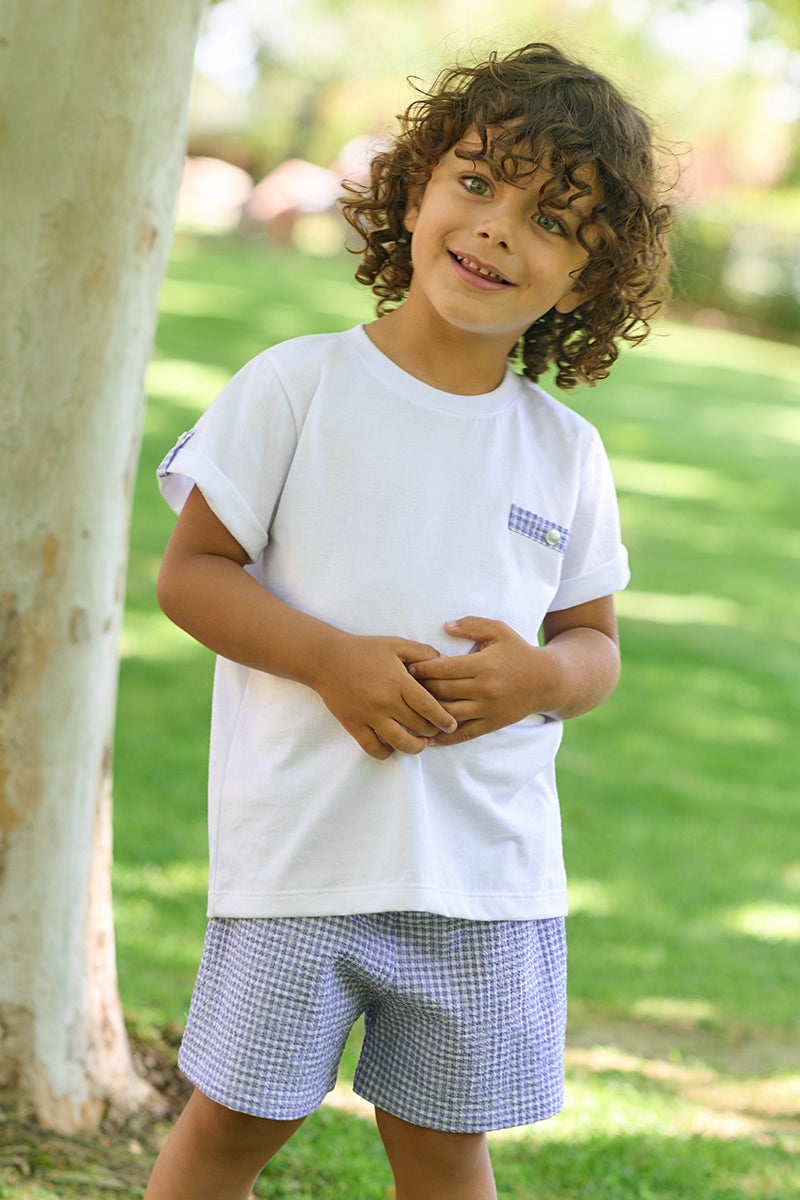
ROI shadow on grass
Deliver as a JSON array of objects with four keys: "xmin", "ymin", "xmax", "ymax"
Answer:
[
  {"xmin": 110, "ymin": 238, "xmax": 800, "ymax": 1200},
  {"xmin": 487, "ymin": 1128, "xmax": 799, "ymax": 1200},
  {"xmin": 5, "ymin": 1106, "xmax": 793, "ymax": 1200}
]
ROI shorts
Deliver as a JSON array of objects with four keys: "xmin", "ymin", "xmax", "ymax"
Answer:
[{"xmin": 178, "ymin": 911, "xmax": 567, "ymax": 1134}]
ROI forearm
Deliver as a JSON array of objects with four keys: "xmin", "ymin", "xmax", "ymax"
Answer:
[
  {"xmin": 536, "ymin": 626, "xmax": 621, "ymax": 720},
  {"xmin": 411, "ymin": 606, "xmax": 621, "ymax": 745},
  {"xmin": 157, "ymin": 551, "xmax": 343, "ymax": 689},
  {"xmin": 156, "ymin": 487, "xmax": 456, "ymax": 759}
]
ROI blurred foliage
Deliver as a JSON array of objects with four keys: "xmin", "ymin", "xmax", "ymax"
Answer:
[
  {"xmin": 188, "ymin": 0, "xmax": 800, "ymax": 340},
  {"xmin": 189, "ymin": 0, "xmax": 800, "ymax": 175},
  {"xmin": 673, "ymin": 193, "xmax": 800, "ymax": 339}
]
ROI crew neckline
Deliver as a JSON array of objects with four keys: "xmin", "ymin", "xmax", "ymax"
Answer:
[{"xmin": 349, "ymin": 324, "xmax": 521, "ymax": 417}]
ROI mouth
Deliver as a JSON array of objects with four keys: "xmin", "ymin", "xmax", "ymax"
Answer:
[{"xmin": 449, "ymin": 251, "xmax": 514, "ymax": 287}]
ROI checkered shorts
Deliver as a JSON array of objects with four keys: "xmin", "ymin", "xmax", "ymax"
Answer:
[{"xmin": 178, "ymin": 912, "xmax": 567, "ymax": 1133}]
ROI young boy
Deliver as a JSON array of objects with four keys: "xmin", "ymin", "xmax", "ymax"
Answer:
[{"xmin": 145, "ymin": 43, "xmax": 671, "ymax": 1200}]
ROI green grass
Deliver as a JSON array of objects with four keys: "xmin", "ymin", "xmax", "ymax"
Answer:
[{"xmin": 8, "ymin": 233, "xmax": 797, "ymax": 1197}]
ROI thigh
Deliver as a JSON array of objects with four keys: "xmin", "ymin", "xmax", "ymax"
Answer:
[
  {"xmin": 374, "ymin": 1107, "xmax": 497, "ymax": 1200},
  {"xmin": 179, "ymin": 1087, "xmax": 307, "ymax": 1158},
  {"xmin": 144, "ymin": 1089, "xmax": 307, "ymax": 1200},
  {"xmin": 178, "ymin": 916, "xmax": 368, "ymax": 1120},
  {"xmin": 354, "ymin": 914, "xmax": 567, "ymax": 1133}
]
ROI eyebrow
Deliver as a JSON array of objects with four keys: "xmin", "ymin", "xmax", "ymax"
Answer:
[
  {"xmin": 453, "ymin": 144, "xmax": 599, "ymax": 223},
  {"xmin": 455, "ymin": 141, "xmax": 594, "ymax": 198},
  {"xmin": 562, "ymin": 192, "xmax": 598, "ymax": 221}
]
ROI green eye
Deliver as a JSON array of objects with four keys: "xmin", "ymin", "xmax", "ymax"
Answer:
[
  {"xmin": 536, "ymin": 212, "xmax": 566, "ymax": 236},
  {"xmin": 462, "ymin": 174, "xmax": 492, "ymax": 196}
]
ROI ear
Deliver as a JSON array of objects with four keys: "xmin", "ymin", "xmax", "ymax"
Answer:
[
  {"xmin": 554, "ymin": 276, "xmax": 599, "ymax": 314},
  {"xmin": 403, "ymin": 185, "xmax": 424, "ymax": 234},
  {"xmin": 555, "ymin": 268, "xmax": 604, "ymax": 314}
]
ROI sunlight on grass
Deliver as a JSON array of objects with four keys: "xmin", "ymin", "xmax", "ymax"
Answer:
[
  {"xmin": 119, "ymin": 609, "xmax": 200, "ymax": 662},
  {"xmin": 101, "ymin": 238, "xmax": 800, "ymax": 1200},
  {"xmin": 568, "ymin": 878, "xmax": 617, "ymax": 916},
  {"xmin": 324, "ymin": 1044, "xmax": 800, "ymax": 1171},
  {"xmin": 632, "ymin": 997, "xmax": 721, "ymax": 1025},
  {"xmin": 641, "ymin": 319, "xmax": 800, "ymax": 384},
  {"xmin": 724, "ymin": 902, "xmax": 800, "ymax": 942},
  {"xmin": 761, "ymin": 404, "xmax": 800, "ymax": 445},
  {"xmin": 615, "ymin": 590, "xmax": 746, "ymax": 627},
  {"xmin": 612, "ymin": 455, "xmax": 731, "ymax": 500},
  {"xmin": 158, "ymin": 276, "xmax": 253, "ymax": 317},
  {"xmin": 145, "ymin": 356, "xmax": 230, "ymax": 407},
  {"xmin": 115, "ymin": 860, "xmax": 208, "ymax": 898}
]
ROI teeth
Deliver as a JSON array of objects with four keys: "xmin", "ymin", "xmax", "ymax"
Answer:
[{"xmin": 457, "ymin": 254, "xmax": 505, "ymax": 282}]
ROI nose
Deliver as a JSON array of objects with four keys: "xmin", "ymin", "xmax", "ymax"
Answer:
[
  {"xmin": 477, "ymin": 227, "xmax": 509, "ymax": 249},
  {"xmin": 474, "ymin": 205, "xmax": 514, "ymax": 250}
]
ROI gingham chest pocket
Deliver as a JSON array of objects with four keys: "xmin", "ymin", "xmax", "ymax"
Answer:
[{"xmin": 508, "ymin": 504, "xmax": 571, "ymax": 556}]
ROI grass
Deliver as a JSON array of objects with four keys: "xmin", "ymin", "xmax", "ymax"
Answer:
[{"xmin": 3, "ymin": 233, "xmax": 798, "ymax": 1196}]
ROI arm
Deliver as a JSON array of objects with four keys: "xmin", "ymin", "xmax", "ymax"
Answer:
[
  {"xmin": 157, "ymin": 486, "xmax": 457, "ymax": 760},
  {"xmin": 408, "ymin": 597, "xmax": 621, "ymax": 747}
]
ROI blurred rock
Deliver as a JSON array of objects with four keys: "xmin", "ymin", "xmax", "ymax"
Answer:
[
  {"xmin": 244, "ymin": 158, "xmax": 341, "ymax": 242},
  {"xmin": 176, "ymin": 156, "xmax": 253, "ymax": 233}
]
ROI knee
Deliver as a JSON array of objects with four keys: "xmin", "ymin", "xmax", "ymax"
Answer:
[
  {"xmin": 184, "ymin": 1088, "xmax": 303, "ymax": 1159},
  {"xmin": 185, "ymin": 1090, "xmax": 257, "ymax": 1151},
  {"xmin": 376, "ymin": 1109, "xmax": 496, "ymax": 1198},
  {"xmin": 413, "ymin": 1125, "xmax": 489, "ymax": 1175}
]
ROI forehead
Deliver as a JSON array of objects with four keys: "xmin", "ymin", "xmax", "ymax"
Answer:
[{"xmin": 447, "ymin": 131, "xmax": 603, "ymax": 214}]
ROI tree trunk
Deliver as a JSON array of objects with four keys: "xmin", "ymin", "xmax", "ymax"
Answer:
[{"xmin": 0, "ymin": 0, "xmax": 206, "ymax": 1133}]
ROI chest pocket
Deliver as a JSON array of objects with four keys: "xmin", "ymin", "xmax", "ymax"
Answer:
[{"xmin": 508, "ymin": 504, "xmax": 571, "ymax": 556}]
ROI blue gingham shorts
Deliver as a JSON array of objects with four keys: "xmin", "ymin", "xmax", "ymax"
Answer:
[{"xmin": 178, "ymin": 912, "xmax": 567, "ymax": 1133}]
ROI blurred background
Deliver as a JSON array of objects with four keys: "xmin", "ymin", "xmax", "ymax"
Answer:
[
  {"xmin": 177, "ymin": 0, "xmax": 800, "ymax": 342},
  {"xmin": 107, "ymin": 5, "xmax": 799, "ymax": 1195}
]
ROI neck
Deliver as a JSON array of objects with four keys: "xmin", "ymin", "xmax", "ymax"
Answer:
[{"xmin": 364, "ymin": 305, "xmax": 516, "ymax": 395}]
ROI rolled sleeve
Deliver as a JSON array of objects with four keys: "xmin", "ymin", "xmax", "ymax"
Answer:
[
  {"xmin": 548, "ymin": 428, "xmax": 630, "ymax": 612},
  {"xmin": 157, "ymin": 350, "xmax": 299, "ymax": 563}
]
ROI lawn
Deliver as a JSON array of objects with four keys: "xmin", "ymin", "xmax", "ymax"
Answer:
[{"xmin": 3, "ymin": 234, "xmax": 798, "ymax": 1197}]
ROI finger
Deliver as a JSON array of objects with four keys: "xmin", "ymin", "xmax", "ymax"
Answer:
[
  {"xmin": 416, "ymin": 676, "xmax": 477, "ymax": 702},
  {"xmin": 444, "ymin": 616, "xmax": 505, "ymax": 643},
  {"xmin": 395, "ymin": 640, "xmax": 444, "ymax": 665},
  {"xmin": 398, "ymin": 709, "xmax": 441, "ymax": 738},
  {"xmin": 377, "ymin": 720, "xmax": 432, "ymax": 756},
  {"xmin": 403, "ymin": 680, "xmax": 458, "ymax": 734},
  {"xmin": 435, "ymin": 700, "xmax": 479, "ymax": 723},
  {"xmin": 357, "ymin": 728, "xmax": 394, "ymax": 760},
  {"xmin": 429, "ymin": 719, "xmax": 491, "ymax": 747},
  {"xmin": 408, "ymin": 655, "xmax": 478, "ymax": 682}
]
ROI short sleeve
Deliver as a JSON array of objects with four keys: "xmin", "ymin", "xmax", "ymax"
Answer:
[
  {"xmin": 156, "ymin": 351, "xmax": 298, "ymax": 562},
  {"xmin": 548, "ymin": 427, "xmax": 630, "ymax": 611}
]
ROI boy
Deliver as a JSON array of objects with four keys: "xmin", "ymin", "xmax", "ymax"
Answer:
[{"xmin": 144, "ymin": 43, "xmax": 671, "ymax": 1200}]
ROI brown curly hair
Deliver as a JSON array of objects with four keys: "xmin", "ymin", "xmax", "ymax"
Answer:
[{"xmin": 339, "ymin": 43, "xmax": 674, "ymax": 389}]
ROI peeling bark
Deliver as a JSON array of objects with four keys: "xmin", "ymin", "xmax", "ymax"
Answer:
[{"xmin": 0, "ymin": 0, "xmax": 206, "ymax": 1132}]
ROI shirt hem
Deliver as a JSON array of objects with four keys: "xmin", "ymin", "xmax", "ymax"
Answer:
[{"xmin": 207, "ymin": 885, "xmax": 569, "ymax": 921}]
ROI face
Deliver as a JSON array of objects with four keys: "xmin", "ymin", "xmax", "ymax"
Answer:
[{"xmin": 402, "ymin": 134, "xmax": 602, "ymax": 349}]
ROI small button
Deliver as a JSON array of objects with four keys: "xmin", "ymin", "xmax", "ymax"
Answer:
[{"xmin": 544, "ymin": 528, "xmax": 562, "ymax": 546}]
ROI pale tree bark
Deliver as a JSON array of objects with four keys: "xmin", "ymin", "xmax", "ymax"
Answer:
[{"xmin": 0, "ymin": 0, "xmax": 207, "ymax": 1133}]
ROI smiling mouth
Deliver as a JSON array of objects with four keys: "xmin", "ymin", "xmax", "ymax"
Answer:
[{"xmin": 450, "ymin": 252, "xmax": 513, "ymax": 286}]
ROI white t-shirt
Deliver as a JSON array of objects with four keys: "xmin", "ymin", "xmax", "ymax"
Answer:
[{"xmin": 158, "ymin": 325, "xmax": 629, "ymax": 920}]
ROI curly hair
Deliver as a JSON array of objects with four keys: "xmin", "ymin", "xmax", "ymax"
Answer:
[{"xmin": 339, "ymin": 43, "xmax": 674, "ymax": 389}]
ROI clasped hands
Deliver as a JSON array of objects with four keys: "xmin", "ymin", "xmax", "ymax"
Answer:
[{"xmin": 315, "ymin": 616, "xmax": 554, "ymax": 761}]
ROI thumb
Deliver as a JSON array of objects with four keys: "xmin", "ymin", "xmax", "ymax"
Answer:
[{"xmin": 444, "ymin": 615, "xmax": 500, "ymax": 645}]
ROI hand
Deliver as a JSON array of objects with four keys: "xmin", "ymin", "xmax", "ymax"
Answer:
[
  {"xmin": 313, "ymin": 633, "xmax": 459, "ymax": 760},
  {"xmin": 408, "ymin": 617, "xmax": 554, "ymax": 746}
]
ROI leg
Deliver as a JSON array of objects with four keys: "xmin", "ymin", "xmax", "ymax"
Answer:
[
  {"xmin": 143, "ymin": 1087, "xmax": 307, "ymax": 1200},
  {"xmin": 375, "ymin": 1107, "xmax": 497, "ymax": 1200}
]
